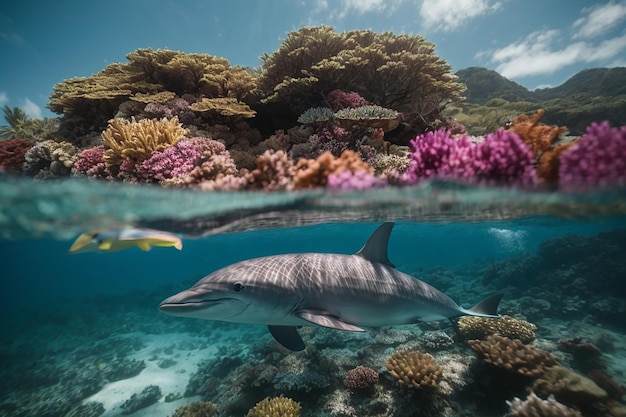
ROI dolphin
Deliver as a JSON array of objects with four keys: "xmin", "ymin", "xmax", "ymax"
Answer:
[{"xmin": 159, "ymin": 222, "xmax": 502, "ymax": 351}]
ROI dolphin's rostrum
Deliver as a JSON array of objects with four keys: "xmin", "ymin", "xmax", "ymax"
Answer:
[{"xmin": 159, "ymin": 223, "xmax": 503, "ymax": 351}]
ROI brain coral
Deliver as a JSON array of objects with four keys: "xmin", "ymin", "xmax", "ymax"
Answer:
[
  {"xmin": 468, "ymin": 334, "xmax": 556, "ymax": 378},
  {"xmin": 245, "ymin": 395, "xmax": 301, "ymax": 417},
  {"xmin": 455, "ymin": 315, "xmax": 537, "ymax": 344},
  {"xmin": 385, "ymin": 350, "xmax": 443, "ymax": 390},
  {"xmin": 343, "ymin": 366, "xmax": 379, "ymax": 390}
]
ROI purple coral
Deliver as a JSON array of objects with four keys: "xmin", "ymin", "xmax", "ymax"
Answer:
[
  {"xmin": 402, "ymin": 128, "xmax": 537, "ymax": 187},
  {"xmin": 72, "ymin": 145, "xmax": 108, "ymax": 178},
  {"xmin": 327, "ymin": 169, "xmax": 387, "ymax": 191},
  {"xmin": 327, "ymin": 90, "xmax": 369, "ymax": 112},
  {"xmin": 135, "ymin": 140, "xmax": 201, "ymax": 182},
  {"xmin": 144, "ymin": 98, "xmax": 196, "ymax": 125},
  {"xmin": 559, "ymin": 121, "xmax": 626, "ymax": 189},
  {"xmin": 343, "ymin": 366, "xmax": 379, "ymax": 390}
]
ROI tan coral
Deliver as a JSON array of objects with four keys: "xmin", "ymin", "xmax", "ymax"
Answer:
[
  {"xmin": 507, "ymin": 392, "xmax": 583, "ymax": 417},
  {"xmin": 468, "ymin": 334, "xmax": 556, "ymax": 377},
  {"xmin": 455, "ymin": 315, "xmax": 537, "ymax": 344},
  {"xmin": 189, "ymin": 97, "xmax": 256, "ymax": 119},
  {"xmin": 130, "ymin": 91, "xmax": 177, "ymax": 104},
  {"xmin": 102, "ymin": 117, "xmax": 188, "ymax": 170},
  {"xmin": 293, "ymin": 150, "xmax": 372, "ymax": 189},
  {"xmin": 385, "ymin": 350, "xmax": 443, "ymax": 390},
  {"xmin": 244, "ymin": 150, "xmax": 296, "ymax": 191},
  {"xmin": 245, "ymin": 395, "xmax": 301, "ymax": 417}
]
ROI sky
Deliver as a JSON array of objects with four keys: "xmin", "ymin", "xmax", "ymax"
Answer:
[{"xmin": 1, "ymin": 0, "xmax": 625, "ymax": 119}]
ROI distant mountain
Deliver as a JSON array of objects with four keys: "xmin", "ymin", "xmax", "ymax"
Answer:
[
  {"xmin": 456, "ymin": 66, "xmax": 626, "ymax": 104},
  {"xmin": 455, "ymin": 67, "xmax": 534, "ymax": 104}
]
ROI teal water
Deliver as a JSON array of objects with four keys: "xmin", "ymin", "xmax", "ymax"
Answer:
[{"xmin": 1, "ymin": 178, "xmax": 626, "ymax": 417}]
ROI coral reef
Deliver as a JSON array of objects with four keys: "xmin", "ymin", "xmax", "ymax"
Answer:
[
  {"xmin": 326, "ymin": 89, "xmax": 369, "ymax": 111},
  {"xmin": 559, "ymin": 121, "xmax": 626, "ymax": 189},
  {"xmin": 455, "ymin": 315, "xmax": 537, "ymax": 344},
  {"xmin": 134, "ymin": 139, "xmax": 200, "ymax": 183},
  {"xmin": 385, "ymin": 350, "xmax": 443, "ymax": 390},
  {"xmin": 468, "ymin": 335, "xmax": 556, "ymax": 377},
  {"xmin": 343, "ymin": 366, "xmax": 379, "ymax": 390},
  {"xmin": 293, "ymin": 150, "xmax": 372, "ymax": 189},
  {"xmin": 245, "ymin": 395, "xmax": 301, "ymax": 417},
  {"xmin": 72, "ymin": 145, "xmax": 108, "ymax": 178},
  {"xmin": 171, "ymin": 401, "xmax": 218, "ymax": 417},
  {"xmin": 101, "ymin": 117, "xmax": 188, "ymax": 175},
  {"xmin": 0, "ymin": 138, "xmax": 34, "ymax": 173},
  {"xmin": 23, "ymin": 139, "xmax": 79, "ymax": 178},
  {"xmin": 507, "ymin": 392, "xmax": 583, "ymax": 417},
  {"xmin": 244, "ymin": 150, "xmax": 296, "ymax": 191},
  {"xmin": 120, "ymin": 384, "xmax": 162, "ymax": 415}
]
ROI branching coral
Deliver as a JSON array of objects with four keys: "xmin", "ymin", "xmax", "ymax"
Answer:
[
  {"xmin": 386, "ymin": 350, "xmax": 443, "ymax": 390},
  {"xmin": 468, "ymin": 335, "xmax": 556, "ymax": 377},
  {"xmin": 143, "ymin": 97, "xmax": 197, "ymax": 125},
  {"xmin": 258, "ymin": 26, "xmax": 465, "ymax": 122},
  {"xmin": 175, "ymin": 137, "xmax": 239, "ymax": 186},
  {"xmin": 23, "ymin": 140, "xmax": 79, "ymax": 178},
  {"xmin": 455, "ymin": 315, "xmax": 537, "ymax": 344},
  {"xmin": 343, "ymin": 366, "xmax": 379, "ymax": 390},
  {"xmin": 559, "ymin": 121, "xmax": 626, "ymax": 189},
  {"xmin": 293, "ymin": 150, "xmax": 373, "ymax": 188},
  {"xmin": 326, "ymin": 89, "xmax": 369, "ymax": 111},
  {"xmin": 507, "ymin": 392, "xmax": 583, "ymax": 417},
  {"xmin": 244, "ymin": 150, "xmax": 295, "ymax": 191},
  {"xmin": 244, "ymin": 395, "xmax": 301, "ymax": 417},
  {"xmin": 134, "ymin": 139, "xmax": 201, "ymax": 182},
  {"xmin": 72, "ymin": 145, "xmax": 108, "ymax": 178},
  {"xmin": 101, "ymin": 117, "xmax": 188, "ymax": 174},
  {"xmin": 0, "ymin": 138, "xmax": 34, "ymax": 173}
]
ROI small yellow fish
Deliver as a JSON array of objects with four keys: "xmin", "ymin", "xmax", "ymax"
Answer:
[{"xmin": 69, "ymin": 228, "xmax": 183, "ymax": 253}]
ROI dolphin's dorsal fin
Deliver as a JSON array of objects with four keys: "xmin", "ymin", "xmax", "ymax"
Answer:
[{"xmin": 355, "ymin": 222, "xmax": 395, "ymax": 268}]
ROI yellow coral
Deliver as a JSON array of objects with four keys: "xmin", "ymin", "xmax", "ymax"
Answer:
[
  {"xmin": 245, "ymin": 395, "xmax": 301, "ymax": 417},
  {"xmin": 468, "ymin": 334, "xmax": 556, "ymax": 378},
  {"xmin": 385, "ymin": 350, "xmax": 443, "ymax": 390},
  {"xmin": 293, "ymin": 150, "xmax": 372, "ymax": 189},
  {"xmin": 171, "ymin": 401, "xmax": 217, "ymax": 417},
  {"xmin": 455, "ymin": 315, "xmax": 537, "ymax": 344},
  {"xmin": 102, "ymin": 117, "xmax": 188, "ymax": 170}
]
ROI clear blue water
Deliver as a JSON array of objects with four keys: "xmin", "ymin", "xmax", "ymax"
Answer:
[{"xmin": 1, "ymin": 178, "xmax": 626, "ymax": 417}]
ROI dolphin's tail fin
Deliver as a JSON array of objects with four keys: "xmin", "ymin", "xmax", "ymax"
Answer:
[{"xmin": 466, "ymin": 293, "xmax": 504, "ymax": 317}]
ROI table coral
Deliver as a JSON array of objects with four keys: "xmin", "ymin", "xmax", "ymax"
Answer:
[
  {"xmin": 468, "ymin": 334, "xmax": 556, "ymax": 377},
  {"xmin": 343, "ymin": 366, "xmax": 379, "ymax": 390},
  {"xmin": 101, "ymin": 117, "xmax": 188, "ymax": 174},
  {"xmin": 385, "ymin": 350, "xmax": 443, "ymax": 390},
  {"xmin": 245, "ymin": 395, "xmax": 301, "ymax": 417},
  {"xmin": 455, "ymin": 315, "xmax": 537, "ymax": 344},
  {"xmin": 559, "ymin": 121, "xmax": 626, "ymax": 189},
  {"xmin": 507, "ymin": 392, "xmax": 583, "ymax": 417}
]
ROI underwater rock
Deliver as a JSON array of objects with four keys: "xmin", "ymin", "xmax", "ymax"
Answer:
[{"xmin": 120, "ymin": 384, "xmax": 162, "ymax": 415}]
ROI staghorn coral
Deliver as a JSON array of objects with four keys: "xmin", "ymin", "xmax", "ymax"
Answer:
[
  {"xmin": 244, "ymin": 150, "xmax": 295, "ymax": 191},
  {"xmin": 385, "ymin": 350, "xmax": 443, "ymax": 390},
  {"xmin": 343, "ymin": 366, "xmax": 379, "ymax": 390},
  {"xmin": 455, "ymin": 315, "xmax": 537, "ymax": 344},
  {"xmin": 72, "ymin": 145, "xmax": 108, "ymax": 178},
  {"xmin": 559, "ymin": 121, "xmax": 626, "ymax": 189},
  {"xmin": 101, "ymin": 117, "xmax": 188, "ymax": 174},
  {"xmin": 468, "ymin": 334, "xmax": 556, "ymax": 377},
  {"xmin": 258, "ymin": 26, "xmax": 465, "ymax": 122},
  {"xmin": 23, "ymin": 139, "xmax": 79, "ymax": 178},
  {"xmin": 244, "ymin": 395, "xmax": 301, "ymax": 417},
  {"xmin": 171, "ymin": 401, "xmax": 218, "ymax": 417},
  {"xmin": 293, "ymin": 150, "xmax": 372, "ymax": 189},
  {"xmin": 0, "ymin": 138, "xmax": 34, "ymax": 173},
  {"xmin": 507, "ymin": 392, "xmax": 583, "ymax": 417}
]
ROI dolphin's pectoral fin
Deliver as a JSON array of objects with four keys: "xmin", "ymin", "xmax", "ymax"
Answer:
[
  {"xmin": 268, "ymin": 325, "xmax": 305, "ymax": 351},
  {"xmin": 296, "ymin": 310, "xmax": 365, "ymax": 332}
]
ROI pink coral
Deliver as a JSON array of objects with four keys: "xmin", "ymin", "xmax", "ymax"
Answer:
[
  {"xmin": 327, "ymin": 169, "xmax": 386, "ymax": 191},
  {"xmin": 326, "ymin": 89, "xmax": 369, "ymax": 112},
  {"xmin": 244, "ymin": 150, "xmax": 295, "ymax": 191},
  {"xmin": 343, "ymin": 366, "xmax": 379, "ymax": 390},
  {"xmin": 72, "ymin": 145, "xmax": 109, "ymax": 178},
  {"xmin": 135, "ymin": 140, "xmax": 200, "ymax": 182},
  {"xmin": 559, "ymin": 121, "xmax": 626, "ymax": 189}
]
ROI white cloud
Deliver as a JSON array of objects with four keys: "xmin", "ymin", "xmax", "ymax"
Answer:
[
  {"xmin": 419, "ymin": 0, "xmax": 501, "ymax": 32},
  {"xmin": 309, "ymin": 0, "xmax": 395, "ymax": 20},
  {"xmin": 572, "ymin": 1, "xmax": 626, "ymax": 39},
  {"xmin": 0, "ymin": 91, "xmax": 8, "ymax": 106},
  {"xmin": 22, "ymin": 98, "xmax": 42, "ymax": 120}
]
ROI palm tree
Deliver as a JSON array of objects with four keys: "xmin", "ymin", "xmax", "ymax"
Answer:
[{"xmin": 0, "ymin": 105, "xmax": 59, "ymax": 140}]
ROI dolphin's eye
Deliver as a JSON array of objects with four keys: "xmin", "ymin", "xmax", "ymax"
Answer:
[{"xmin": 233, "ymin": 281, "xmax": 245, "ymax": 292}]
